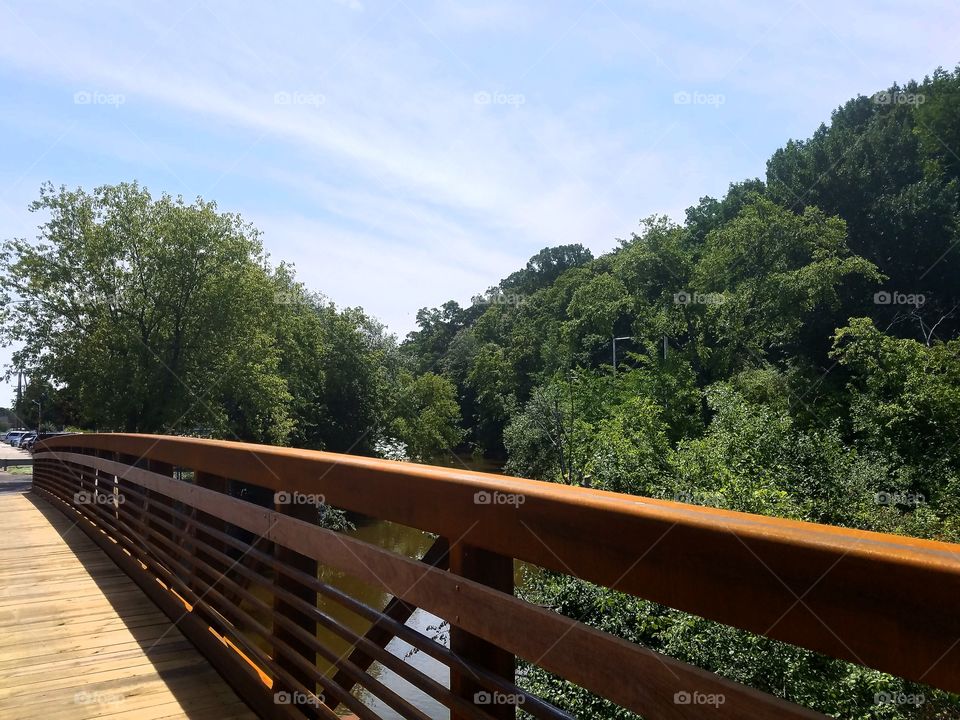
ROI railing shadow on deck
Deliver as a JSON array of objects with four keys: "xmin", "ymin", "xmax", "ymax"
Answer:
[
  {"xmin": 12, "ymin": 487, "xmax": 246, "ymax": 717},
  {"xmin": 30, "ymin": 433, "xmax": 960, "ymax": 720}
]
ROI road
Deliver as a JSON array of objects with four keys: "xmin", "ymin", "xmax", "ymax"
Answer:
[{"xmin": 0, "ymin": 444, "xmax": 32, "ymax": 470}]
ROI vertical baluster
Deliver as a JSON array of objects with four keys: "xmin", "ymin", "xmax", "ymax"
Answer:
[
  {"xmin": 449, "ymin": 542, "xmax": 516, "ymax": 720},
  {"xmin": 147, "ymin": 459, "xmax": 175, "ymax": 545},
  {"xmin": 273, "ymin": 495, "xmax": 319, "ymax": 710},
  {"xmin": 192, "ymin": 472, "xmax": 229, "ymax": 594}
]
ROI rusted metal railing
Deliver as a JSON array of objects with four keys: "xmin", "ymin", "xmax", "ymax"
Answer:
[{"xmin": 31, "ymin": 434, "xmax": 960, "ymax": 719}]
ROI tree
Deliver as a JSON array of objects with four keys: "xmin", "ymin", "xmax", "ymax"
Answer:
[
  {"xmin": 0, "ymin": 182, "xmax": 292, "ymax": 442},
  {"xmin": 766, "ymin": 72, "xmax": 960, "ymax": 341},
  {"xmin": 691, "ymin": 197, "xmax": 881, "ymax": 375},
  {"xmin": 388, "ymin": 372, "xmax": 464, "ymax": 460},
  {"xmin": 499, "ymin": 244, "xmax": 594, "ymax": 296},
  {"xmin": 832, "ymin": 317, "xmax": 960, "ymax": 512},
  {"xmin": 13, "ymin": 378, "xmax": 72, "ymax": 430}
]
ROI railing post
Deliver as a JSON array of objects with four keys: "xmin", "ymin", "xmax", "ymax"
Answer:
[
  {"xmin": 96, "ymin": 448, "xmax": 119, "ymax": 523},
  {"xmin": 78, "ymin": 447, "xmax": 95, "ymax": 504},
  {"xmin": 448, "ymin": 542, "xmax": 516, "ymax": 720},
  {"xmin": 147, "ymin": 459, "xmax": 175, "ymax": 539},
  {"xmin": 192, "ymin": 472, "xmax": 229, "ymax": 592},
  {"xmin": 273, "ymin": 496, "xmax": 319, "ymax": 709}
]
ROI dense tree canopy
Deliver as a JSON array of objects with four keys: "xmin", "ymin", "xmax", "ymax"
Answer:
[
  {"xmin": 399, "ymin": 67, "xmax": 960, "ymax": 718},
  {"xmin": 0, "ymin": 182, "xmax": 462, "ymax": 457}
]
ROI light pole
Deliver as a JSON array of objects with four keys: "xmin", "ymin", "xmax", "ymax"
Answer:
[
  {"xmin": 611, "ymin": 336, "xmax": 634, "ymax": 375},
  {"xmin": 32, "ymin": 399, "xmax": 41, "ymax": 435}
]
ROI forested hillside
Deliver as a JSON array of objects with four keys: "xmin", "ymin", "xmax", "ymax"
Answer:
[{"xmin": 403, "ymin": 68, "xmax": 960, "ymax": 718}]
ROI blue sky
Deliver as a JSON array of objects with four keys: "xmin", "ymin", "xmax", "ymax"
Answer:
[{"xmin": 1, "ymin": 0, "xmax": 958, "ymax": 407}]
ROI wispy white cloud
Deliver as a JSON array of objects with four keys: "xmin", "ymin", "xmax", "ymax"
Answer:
[{"xmin": 0, "ymin": 0, "xmax": 958, "ymax": 406}]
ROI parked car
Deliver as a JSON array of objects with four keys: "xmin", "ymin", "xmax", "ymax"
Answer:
[
  {"xmin": 6, "ymin": 430, "xmax": 29, "ymax": 446},
  {"xmin": 25, "ymin": 431, "xmax": 75, "ymax": 451},
  {"xmin": 20, "ymin": 433, "xmax": 39, "ymax": 451},
  {"xmin": 12, "ymin": 432, "xmax": 34, "ymax": 448}
]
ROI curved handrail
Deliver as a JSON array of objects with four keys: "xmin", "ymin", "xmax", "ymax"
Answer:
[{"xmin": 32, "ymin": 433, "xmax": 960, "ymax": 716}]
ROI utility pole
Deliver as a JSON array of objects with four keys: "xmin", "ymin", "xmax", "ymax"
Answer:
[
  {"xmin": 32, "ymin": 399, "xmax": 41, "ymax": 434},
  {"xmin": 12, "ymin": 371, "xmax": 24, "ymax": 429}
]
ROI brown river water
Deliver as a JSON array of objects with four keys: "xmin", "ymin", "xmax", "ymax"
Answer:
[{"xmin": 245, "ymin": 453, "xmax": 518, "ymax": 719}]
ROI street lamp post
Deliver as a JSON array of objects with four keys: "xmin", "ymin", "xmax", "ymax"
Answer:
[
  {"xmin": 611, "ymin": 336, "xmax": 634, "ymax": 375},
  {"xmin": 32, "ymin": 399, "xmax": 41, "ymax": 435}
]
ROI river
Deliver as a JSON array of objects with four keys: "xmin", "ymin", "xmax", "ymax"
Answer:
[
  {"xmin": 338, "ymin": 453, "xmax": 506, "ymax": 718},
  {"xmin": 245, "ymin": 453, "xmax": 512, "ymax": 719}
]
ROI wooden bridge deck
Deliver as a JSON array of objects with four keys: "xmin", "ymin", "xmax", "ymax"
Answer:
[{"xmin": 0, "ymin": 480, "xmax": 257, "ymax": 720}]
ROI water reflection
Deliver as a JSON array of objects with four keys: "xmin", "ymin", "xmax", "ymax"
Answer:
[
  {"xmin": 343, "ymin": 453, "xmax": 506, "ymax": 718},
  {"xmin": 337, "ymin": 518, "xmax": 447, "ymax": 719}
]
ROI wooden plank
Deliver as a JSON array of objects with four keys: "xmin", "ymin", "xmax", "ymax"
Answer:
[
  {"xmin": 0, "ymin": 639, "xmax": 197, "ymax": 676},
  {"xmin": 0, "ymin": 489, "xmax": 260, "ymax": 720}
]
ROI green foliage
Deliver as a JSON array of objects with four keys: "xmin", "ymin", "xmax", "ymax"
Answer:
[
  {"xmin": 832, "ymin": 318, "xmax": 960, "ymax": 464},
  {"xmin": 500, "ymin": 244, "xmax": 594, "ymax": 296},
  {"xmin": 691, "ymin": 197, "xmax": 881, "ymax": 375},
  {"xmin": 0, "ymin": 182, "xmax": 292, "ymax": 442},
  {"xmin": 505, "ymin": 369, "xmax": 672, "ymax": 493},
  {"xmin": 388, "ymin": 371, "xmax": 464, "ymax": 460},
  {"xmin": 411, "ymin": 68, "xmax": 960, "ymax": 720},
  {"xmin": 0, "ymin": 182, "xmax": 464, "ymax": 458},
  {"xmin": 766, "ymin": 68, "xmax": 960, "ymax": 341},
  {"xmin": 832, "ymin": 317, "xmax": 960, "ymax": 534}
]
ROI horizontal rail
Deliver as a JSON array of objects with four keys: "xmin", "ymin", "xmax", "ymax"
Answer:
[
  {"xmin": 33, "ymin": 433, "xmax": 960, "ymax": 698},
  {"xmin": 0, "ymin": 457, "xmax": 32, "ymax": 470}
]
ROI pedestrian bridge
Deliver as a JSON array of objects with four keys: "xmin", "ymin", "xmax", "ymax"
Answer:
[{"xmin": 2, "ymin": 433, "xmax": 958, "ymax": 718}]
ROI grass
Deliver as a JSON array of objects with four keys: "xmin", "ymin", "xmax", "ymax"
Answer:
[{"xmin": 3, "ymin": 465, "xmax": 33, "ymax": 475}]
